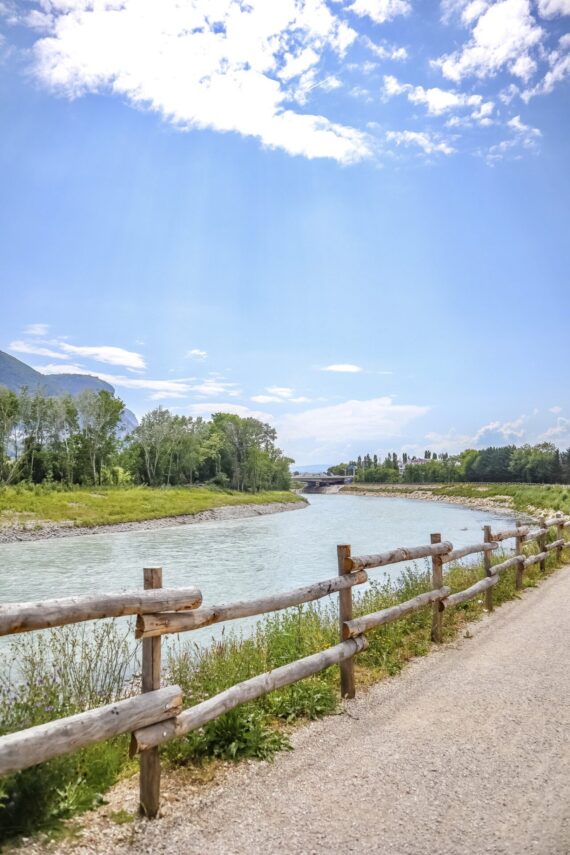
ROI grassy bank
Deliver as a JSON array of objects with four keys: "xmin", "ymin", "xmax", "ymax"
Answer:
[
  {"xmin": 0, "ymin": 485, "xmax": 302, "ymax": 531},
  {"xmin": 342, "ymin": 482, "xmax": 570, "ymax": 516},
  {"xmin": 1, "ymin": 530, "xmax": 566, "ymax": 845}
]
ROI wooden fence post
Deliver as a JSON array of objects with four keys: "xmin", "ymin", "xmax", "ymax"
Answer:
[
  {"xmin": 556, "ymin": 515, "xmax": 564, "ymax": 563},
  {"xmin": 430, "ymin": 533, "xmax": 443, "ymax": 643},
  {"xmin": 515, "ymin": 522, "xmax": 525, "ymax": 591},
  {"xmin": 538, "ymin": 517, "xmax": 547, "ymax": 574},
  {"xmin": 337, "ymin": 545, "xmax": 355, "ymax": 699},
  {"xmin": 140, "ymin": 567, "xmax": 162, "ymax": 818},
  {"xmin": 483, "ymin": 525, "xmax": 493, "ymax": 612}
]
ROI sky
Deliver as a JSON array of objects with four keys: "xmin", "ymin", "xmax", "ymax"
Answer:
[{"xmin": 0, "ymin": 0, "xmax": 569, "ymax": 466}]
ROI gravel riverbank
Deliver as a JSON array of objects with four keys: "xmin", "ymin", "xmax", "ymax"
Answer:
[{"xmin": 0, "ymin": 500, "xmax": 307, "ymax": 545}]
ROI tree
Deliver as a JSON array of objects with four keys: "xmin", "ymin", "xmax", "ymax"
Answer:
[
  {"xmin": 76, "ymin": 390, "xmax": 125, "ymax": 485},
  {"xmin": 0, "ymin": 386, "xmax": 19, "ymax": 483}
]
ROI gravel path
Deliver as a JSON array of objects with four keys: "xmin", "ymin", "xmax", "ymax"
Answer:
[{"xmin": 36, "ymin": 568, "xmax": 570, "ymax": 855}]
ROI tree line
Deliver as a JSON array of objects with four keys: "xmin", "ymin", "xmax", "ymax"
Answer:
[
  {"xmin": 328, "ymin": 444, "xmax": 570, "ymax": 485},
  {"xmin": 0, "ymin": 387, "xmax": 292, "ymax": 492}
]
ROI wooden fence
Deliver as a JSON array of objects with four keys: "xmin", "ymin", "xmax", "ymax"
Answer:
[{"xmin": 0, "ymin": 513, "xmax": 568, "ymax": 818}]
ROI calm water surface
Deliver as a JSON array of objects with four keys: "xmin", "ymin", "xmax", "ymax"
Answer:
[{"xmin": 0, "ymin": 494, "xmax": 517, "ymax": 647}]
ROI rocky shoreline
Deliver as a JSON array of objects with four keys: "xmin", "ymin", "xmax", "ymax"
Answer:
[
  {"xmin": 339, "ymin": 487, "xmax": 535, "ymax": 520},
  {"xmin": 0, "ymin": 500, "xmax": 307, "ymax": 545}
]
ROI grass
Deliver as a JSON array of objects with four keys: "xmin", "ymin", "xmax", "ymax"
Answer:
[
  {"xmin": 0, "ymin": 485, "xmax": 303, "ymax": 530},
  {"xmin": 0, "ymin": 528, "xmax": 566, "ymax": 845},
  {"xmin": 342, "ymin": 482, "xmax": 570, "ymax": 516}
]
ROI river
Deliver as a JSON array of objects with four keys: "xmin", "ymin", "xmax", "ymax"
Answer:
[{"xmin": 0, "ymin": 494, "xmax": 517, "ymax": 647}]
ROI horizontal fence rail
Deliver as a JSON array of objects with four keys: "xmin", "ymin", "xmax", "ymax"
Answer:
[
  {"xmin": 136, "ymin": 571, "xmax": 369, "ymax": 639},
  {"xmin": 0, "ymin": 588, "xmax": 203, "ymax": 637},
  {"xmin": 130, "ymin": 636, "xmax": 369, "ymax": 754},
  {"xmin": 0, "ymin": 686, "xmax": 182, "ymax": 777},
  {"xmin": 0, "ymin": 511, "xmax": 568, "ymax": 819},
  {"xmin": 348, "ymin": 541, "xmax": 452, "ymax": 571}
]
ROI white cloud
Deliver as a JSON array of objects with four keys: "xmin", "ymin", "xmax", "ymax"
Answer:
[
  {"xmin": 486, "ymin": 114, "xmax": 540, "ymax": 161},
  {"xmin": 536, "ymin": 0, "xmax": 570, "ymax": 16},
  {"xmin": 279, "ymin": 396, "xmax": 429, "ymax": 444},
  {"xmin": 521, "ymin": 35, "xmax": 570, "ymax": 100},
  {"xmin": 321, "ymin": 363, "xmax": 363, "ymax": 373},
  {"xmin": 549, "ymin": 406, "xmax": 563, "ymax": 414},
  {"xmin": 179, "ymin": 402, "xmax": 273, "ymax": 422},
  {"xmin": 348, "ymin": 0, "xmax": 412, "ymax": 24},
  {"xmin": 59, "ymin": 343, "xmax": 146, "ymax": 370},
  {"xmin": 474, "ymin": 416, "xmax": 527, "ymax": 443},
  {"xmin": 386, "ymin": 130, "xmax": 455, "ymax": 155},
  {"xmin": 23, "ymin": 323, "xmax": 49, "ymax": 336},
  {"xmin": 266, "ymin": 386, "xmax": 295, "ymax": 398},
  {"xmin": 434, "ymin": 0, "xmax": 543, "ymax": 82},
  {"xmin": 189, "ymin": 379, "xmax": 241, "ymax": 397},
  {"xmin": 362, "ymin": 37, "xmax": 408, "ymax": 61},
  {"xmin": 383, "ymin": 74, "xmax": 490, "ymax": 117},
  {"xmin": 37, "ymin": 363, "xmax": 195, "ymax": 394},
  {"xmin": 25, "ymin": 0, "xmax": 371, "ymax": 164},
  {"xmin": 186, "ymin": 348, "xmax": 207, "ymax": 360},
  {"xmin": 539, "ymin": 417, "xmax": 570, "ymax": 441},
  {"xmin": 9, "ymin": 340, "xmax": 69, "ymax": 360},
  {"xmin": 251, "ymin": 390, "xmax": 311, "ymax": 404}
]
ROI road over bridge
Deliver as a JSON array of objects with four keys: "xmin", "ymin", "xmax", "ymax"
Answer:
[{"xmin": 292, "ymin": 473, "xmax": 354, "ymax": 491}]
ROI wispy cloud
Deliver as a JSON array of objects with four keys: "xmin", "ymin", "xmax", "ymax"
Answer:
[
  {"xmin": 58, "ymin": 343, "xmax": 146, "ymax": 371},
  {"xmin": 386, "ymin": 130, "xmax": 455, "ymax": 156},
  {"xmin": 9, "ymin": 340, "xmax": 69, "ymax": 360},
  {"xmin": 23, "ymin": 323, "xmax": 49, "ymax": 336},
  {"xmin": 278, "ymin": 396, "xmax": 429, "ymax": 459},
  {"xmin": 322, "ymin": 363, "xmax": 363, "ymax": 373},
  {"xmin": 186, "ymin": 348, "xmax": 207, "ymax": 360}
]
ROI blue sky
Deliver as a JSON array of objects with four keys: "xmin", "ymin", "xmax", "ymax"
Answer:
[{"xmin": 0, "ymin": 0, "xmax": 569, "ymax": 465}]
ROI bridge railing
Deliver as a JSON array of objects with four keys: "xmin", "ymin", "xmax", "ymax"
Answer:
[{"xmin": 0, "ymin": 513, "xmax": 568, "ymax": 818}]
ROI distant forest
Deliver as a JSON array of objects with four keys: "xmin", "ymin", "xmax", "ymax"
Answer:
[
  {"xmin": 0, "ymin": 387, "xmax": 292, "ymax": 492},
  {"xmin": 328, "ymin": 444, "xmax": 570, "ymax": 485}
]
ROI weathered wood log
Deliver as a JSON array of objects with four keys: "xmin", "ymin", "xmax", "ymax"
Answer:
[
  {"xmin": 544, "ymin": 516, "xmax": 564, "ymax": 528},
  {"xmin": 524, "ymin": 529, "xmax": 544, "ymax": 543},
  {"xmin": 490, "ymin": 555, "xmax": 524, "ymax": 576},
  {"xmin": 441, "ymin": 576, "xmax": 498, "ymax": 610},
  {"xmin": 442, "ymin": 541, "xmax": 498, "ymax": 564},
  {"xmin": 136, "ymin": 571, "xmax": 368, "ymax": 639},
  {"xmin": 140, "ymin": 568, "xmax": 162, "ymax": 819},
  {"xmin": 483, "ymin": 525, "xmax": 494, "ymax": 612},
  {"xmin": 338, "ymin": 545, "xmax": 356, "ymax": 699},
  {"xmin": 0, "ymin": 685, "xmax": 182, "ymax": 777},
  {"xmin": 515, "ymin": 523, "xmax": 525, "ymax": 590},
  {"xmin": 343, "ymin": 587, "xmax": 451, "ymax": 640},
  {"xmin": 524, "ymin": 551, "xmax": 548, "ymax": 568},
  {"xmin": 430, "ymin": 533, "xmax": 444, "ymax": 643},
  {"xmin": 490, "ymin": 526, "xmax": 529, "ymax": 542},
  {"xmin": 555, "ymin": 520, "xmax": 565, "ymax": 562},
  {"xmin": 545, "ymin": 539, "xmax": 565, "ymax": 553},
  {"xmin": 0, "ymin": 588, "xmax": 203, "ymax": 637},
  {"xmin": 538, "ymin": 518, "xmax": 548, "ymax": 573},
  {"xmin": 131, "ymin": 636, "xmax": 369, "ymax": 754},
  {"xmin": 349, "ymin": 541, "xmax": 452, "ymax": 571}
]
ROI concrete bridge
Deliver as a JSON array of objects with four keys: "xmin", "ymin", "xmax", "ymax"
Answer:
[{"xmin": 292, "ymin": 473, "xmax": 354, "ymax": 491}]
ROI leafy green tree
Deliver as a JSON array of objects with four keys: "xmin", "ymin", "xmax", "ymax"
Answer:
[{"xmin": 76, "ymin": 391, "xmax": 125, "ymax": 485}]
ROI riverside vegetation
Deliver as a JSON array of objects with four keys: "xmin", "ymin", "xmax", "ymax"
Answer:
[{"xmin": 0, "ymin": 525, "xmax": 567, "ymax": 844}]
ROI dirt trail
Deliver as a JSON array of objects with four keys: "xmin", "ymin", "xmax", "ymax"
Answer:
[{"xmin": 39, "ymin": 569, "xmax": 570, "ymax": 855}]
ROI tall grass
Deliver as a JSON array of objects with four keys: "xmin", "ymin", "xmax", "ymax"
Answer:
[
  {"xmin": 0, "ymin": 532, "xmax": 565, "ymax": 844},
  {"xmin": 0, "ymin": 485, "xmax": 302, "ymax": 529}
]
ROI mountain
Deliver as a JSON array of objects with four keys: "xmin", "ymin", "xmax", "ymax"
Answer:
[{"xmin": 0, "ymin": 350, "xmax": 138, "ymax": 433}]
